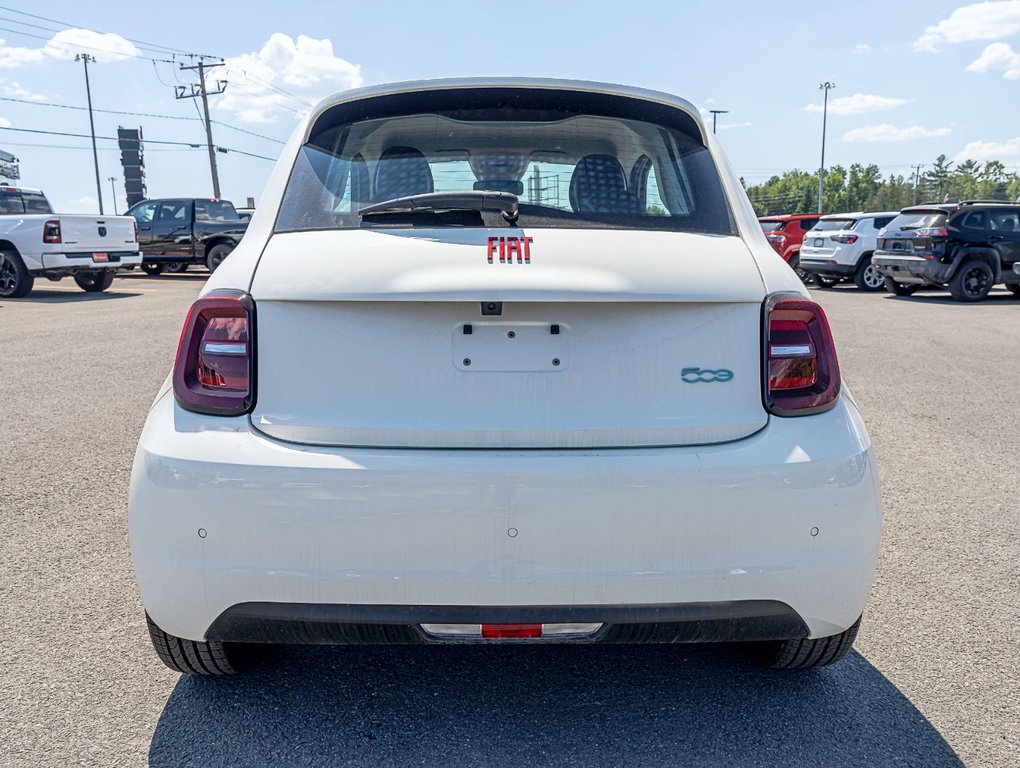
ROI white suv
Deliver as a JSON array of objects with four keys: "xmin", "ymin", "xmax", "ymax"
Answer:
[
  {"xmin": 129, "ymin": 79, "xmax": 881, "ymax": 675},
  {"xmin": 799, "ymin": 212, "xmax": 898, "ymax": 291}
]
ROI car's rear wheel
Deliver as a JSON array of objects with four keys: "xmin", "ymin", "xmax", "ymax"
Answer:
[
  {"xmin": 814, "ymin": 275, "xmax": 840, "ymax": 288},
  {"xmin": 884, "ymin": 277, "xmax": 918, "ymax": 296},
  {"xmin": 949, "ymin": 259, "xmax": 994, "ymax": 302},
  {"xmin": 140, "ymin": 262, "xmax": 164, "ymax": 276},
  {"xmin": 854, "ymin": 256, "xmax": 884, "ymax": 291},
  {"xmin": 146, "ymin": 613, "xmax": 255, "ymax": 676},
  {"xmin": 74, "ymin": 270, "xmax": 115, "ymax": 293},
  {"xmin": 206, "ymin": 243, "xmax": 234, "ymax": 272},
  {"xmin": 756, "ymin": 615, "xmax": 861, "ymax": 670},
  {"xmin": 0, "ymin": 249, "xmax": 34, "ymax": 298},
  {"xmin": 165, "ymin": 262, "xmax": 189, "ymax": 273}
]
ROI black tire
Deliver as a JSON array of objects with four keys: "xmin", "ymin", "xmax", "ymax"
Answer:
[
  {"xmin": 853, "ymin": 255, "xmax": 885, "ymax": 292},
  {"xmin": 140, "ymin": 262, "xmax": 164, "ymax": 276},
  {"xmin": 949, "ymin": 259, "xmax": 994, "ymax": 302},
  {"xmin": 884, "ymin": 277, "xmax": 919, "ymax": 296},
  {"xmin": 757, "ymin": 615, "xmax": 861, "ymax": 670},
  {"xmin": 815, "ymin": 275, "xmax": 841, "ymax": 288},
  {"xmin": 165, "ymin": 262, "xmax": 189, "ymax": 273},
  {"xmin": 1005, "ymin": 283, "xmax": 1020, "ymax": 296},
  {"xmin": 146, "ymin": 613, "xmax": 254, "ymax": 676},
  {"xmin": 206, "ymin": 243, "xmax": 234, "ymax": 272},
  {"xmin": 74, "ymin": 270, "xmax": 115, "ymax": 293},
  {"xmin": 0, "ymin": 249, "xmax": 34, "ymax": 298},
  {"xmin": 789, "ymin": 252, "xmax": 813, "ymax": 285}
]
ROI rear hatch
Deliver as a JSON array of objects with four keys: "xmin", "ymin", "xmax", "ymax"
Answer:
[
  {"xmin": 248, "ymin": 229, "xmax": 769, "ymax": 449},
  {"xmin": 57, "ymin": 215, "xmax": 136, "ymax": 252},
  {"xmin": 800, "ymin": 218, "xmax": 857, "ymax": 258},
  {"xmin": 877, "ymin": 209, "xmax": 948, "ymax": 255}
]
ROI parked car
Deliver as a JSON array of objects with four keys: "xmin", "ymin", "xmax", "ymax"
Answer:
[
  {"xmin": 798, "ymin": 211, "xmax": 898, "ymax": 291},
  {"xmin": 0, "ymin": 185, "xmax": 140, "ymax": 298},
  {"xmin": 873, "ymin": 201, "xmax": 1020, "ymax": 301},
  {"xmin": 124, "ymin": 198, "xmax": 248, "ymax": 274},
  {"xmin": 235, "ymin": 207, "xmax": 255, "ymax": 221},
  {"xmin": 130, "ymin": 78, "xmax": 881, "ymax": 676},
  {"xmin": 758, "ymin": 214, "xmax": 820, "ymax": 279}
]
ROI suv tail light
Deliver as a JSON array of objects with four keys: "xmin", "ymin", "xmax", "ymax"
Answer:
[
  {"xmin": 764, "ymin": 296, "xmax": 840, "ymax": 416},
  {"xmin": 830, "ymin": 234, "xmax": 858, "ymax": 244},
  {"xmin": 173, "ymin": 290, "xmax": 255, "ymax": 415},
  {"xmin": 42, "ymin": 219, "xmax": 61, "ymax": 243},
  {"xmin": 915, "ymin": 227, "xmax": 947, "ymax": 238}
]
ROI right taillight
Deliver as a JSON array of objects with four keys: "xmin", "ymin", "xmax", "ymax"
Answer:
[
  {"xmin": 43, "ymin": 219, "xmax": 61, "ymax": 243},
  {"xmin": 173, "ymin": 290, "xmax": 255, "ymax": 416},
  {"xmin": 764, "ymin": 296, "xmax": 840, "ymax": 416}
]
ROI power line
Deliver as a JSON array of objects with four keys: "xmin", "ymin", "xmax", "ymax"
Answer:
[{"xmin": 0, "ymin": 125, "xmax": 276, "ymax": 159}]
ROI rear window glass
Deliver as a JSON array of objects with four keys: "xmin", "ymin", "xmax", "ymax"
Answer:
[
  {"xmin": 276, "ymin": 88, "xmax": 733, "ymax": 234},
  {"xmin": 888, "ymin": 211, "xmax": 948, "ymax": 230},
  {"xmin": 0, "ymin": 189, "xmax": 52, "ymax": 215},
  {"xmin": 812, "ymin": 218, "xmax": 856, "ymax": 232},
  {"xmin": 760, "ymin": 220, "xmax": 786, "ymax": 232},
  {"xmin": 195, "ymin": 200, "xmax": 239, "ymax": 221}
]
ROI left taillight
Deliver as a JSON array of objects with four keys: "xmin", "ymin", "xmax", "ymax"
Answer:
[
  {"xmin": 133, "ymin": 220, "xmax": 139, "ymax": 242},
  {"xmin": 173, "ymin": 290, "xmax": 255, "ymax": 416},
  {"xmin": 43, "ymin": 219, "xmax": 61, "ymax": 243},
  {"xmin": 764, "ymin": 296, "xmax": 840, "ymax": 416}
]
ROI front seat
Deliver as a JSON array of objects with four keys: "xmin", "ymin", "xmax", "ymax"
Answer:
[
  {"xmin": 569, "ymin": 154, "xmax": 642, "ymax": 214},
  {"xmin": 372, "ymin": 146, "xmax": 434, "ymax": 202}
]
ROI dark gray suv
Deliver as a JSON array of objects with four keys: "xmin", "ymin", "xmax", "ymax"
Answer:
[{"xmin": 873, "ymin": 202, "xmax": 1020, "ymax": 301}]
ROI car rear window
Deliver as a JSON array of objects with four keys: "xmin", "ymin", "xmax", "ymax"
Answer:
[
  {"xmin": 811, "ymin": 218, "xmax": 856, "ymax": 232},
  {"xmin": 195, "ymin": 200, "xmax": 239, "ymax": 221},
  {"xmin": 760, "ymin": 220, "xmax": 786, "ymax": 232},
  {"xmin": 0, "ymin": 189, "xmax": 52, "ymax": 215},
  {"xmin": 888, "ymin": 211, "xmax": 948, "ymax": 230},
  {"xmin": 275, "ymin": 87, "xmax": 734, "ymax": 234}
]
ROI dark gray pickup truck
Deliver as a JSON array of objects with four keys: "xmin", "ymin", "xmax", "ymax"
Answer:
[{"xmin": 125, "ymin": 198, "xmax": 248, "ymax": 274}]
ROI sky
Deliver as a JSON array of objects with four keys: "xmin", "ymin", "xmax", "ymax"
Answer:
[{"xmin": 1, "ymin": 0, "xmax": 1020, "ymax": 213}]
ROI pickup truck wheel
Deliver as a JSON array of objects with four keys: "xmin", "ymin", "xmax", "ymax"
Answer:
[
  {"xmin": 206, "ymin": 243, "xmax": 233, "ymax": 272},
  {"xmin": 949, "ymin": 260, "xmax": 993, "ymax": 302},
  {"xmin": 0, "ymin": 249, "xmax": 34, "ymax": 298},
  {"xmin": 146, "ymin": 613, "xmax": 255, "ymax": 676},
  {"xmin": 140, "ymin": 262, "xmax": 164, "ymax": 276},
  {"xmin": 74, "ymin": 270, "xmax": 115, "ymax": 293},
  {"xmin": 884, "ymin": 277, "xmax": 918, "ymax": 296},
  {"xmin": 755, "ymin": 615, "xmax": 861, "ymax": 670},
  {"xmin": 165, "ymin": 262, "xmax": 189, "ymax": 273},
  {"xmin": 853, "ymin": 257, "xmax": 884, "ymax": 291}
]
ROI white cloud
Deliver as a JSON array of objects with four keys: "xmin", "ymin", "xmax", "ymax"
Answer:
[
  {"xmin": 914, "ymin": 1, "xmax": 1020, "ymax": 52},
  {"xmin": 0, "ymin": 116, "xmax": 11, "ymax": 128},
  {"xmin": 718, "ymin": 121, "xmax": 753, "ymax": 130},
  {"xmin": 966, "ymin": 41, "xmax": 1020, "ymax": 78},
  {"xmin": 854, "ymin": 43, "xmax": 872, "ymax": 54},
  {"xmin": 0, "ymin": 77, "xmax": 44, "ymax": 100},
  {"xmin": 803, "ymin": 93, "xmax": 908, "ymax": 115},
  {"xmin": 954, "ymin": 136, "xmax": 1020, "ymax": 161},
  {"xmin": 218, "ymin": 34, "xmax": 363, "ymax": 123},
  {"xmin": 0, "ymin": 28, "xmax": 138, "ymax": 69},
  {"xmin": 842, "ymin": 124, "xmax": 953, "ymax": 142}
]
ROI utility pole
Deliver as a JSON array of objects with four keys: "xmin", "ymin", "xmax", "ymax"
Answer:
[
  {"xmin": 817, "ymin": 81, "xmax": 836, "ymax": 214},
  {"xmin": 107, "ymin": 176, "xmax": 118, "ymax": 213},
  {"xmin": 176, "ymin": 59, "xmax": 226, "ymax": 198},
  {"xmin": 76, "ymin": 53, "xmax": 104, "ymax": 215},
  {"xmin": 709, "ymin": 109, "xmax": 729, "ymax": 134},
  {"xmin": 912, "ymin": 164, "xmax": 924, "ymax": 205}
]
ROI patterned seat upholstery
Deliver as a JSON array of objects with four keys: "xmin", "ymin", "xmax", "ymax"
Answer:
[
  {"xmin": 568, "ymin": 154, "xmax": 642, "ymax": 214},
  {"xmin": 372, "ymin": 146, "xmax": 434, "ymax": 202}
]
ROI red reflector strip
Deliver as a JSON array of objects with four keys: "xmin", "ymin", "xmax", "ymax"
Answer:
[{"xmin": 481, "ymin": 624, "xmax": 542, "ymax": 638}]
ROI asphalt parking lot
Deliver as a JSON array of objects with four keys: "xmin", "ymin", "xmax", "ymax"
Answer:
[{"xmin": 1, "ymin": 273, "xmax": 1017, "ymax": 767}]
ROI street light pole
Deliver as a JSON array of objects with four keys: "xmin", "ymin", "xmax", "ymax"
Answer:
[
  {"xmin": 817, "ymin": 81, "xmax": 835, "ymax": 214},
  {"xmin": 709, "ymin": 109, "xmax": 729, "ymax": 134},
  {"xmin": 108, "ymin": 176, "xmax": 118, "ymax": 213},
  {"xmin": 75, "ymin": 53, "xmax": 104, "ymax": 215}
]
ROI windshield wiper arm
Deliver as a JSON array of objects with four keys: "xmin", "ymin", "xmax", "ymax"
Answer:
[{"xmin": 359, "ymin": 191, "xmax": 519, "ymax": 225}]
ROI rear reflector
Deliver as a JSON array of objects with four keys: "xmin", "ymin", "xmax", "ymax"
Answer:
[
  {"xmin": 482, "ymin": 624, "xmax": 542, "ymax": 638},
  {"xmin": 765, "ymin": 296, "xmax": 840, "ymax": 416},
  {"xmin": 173, "ymin": 290, "xmax": 255, "ymax": 416}
]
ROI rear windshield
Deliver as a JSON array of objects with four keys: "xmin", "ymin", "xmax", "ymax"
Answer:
[
  {"xmin": 195, "ymin": 200, "xmax": 239, "ymax": 221},
  {"xmin": 760, "ymin": 220, "xmax": 785, "ymax": 232},
  {"xmin": 0, "ymin": 189, "xmax": 52, "ymax": 215},
  {"xmin": 887, "ymin": 211, "xmax": 948, "ymax": 231},
  {"xmin": 275, "ymin": 88, "xmax": 733, "ymax": 234},
  {"xmin": 811, "ymin": 218, "xmax": 856, "ymax": 232}
]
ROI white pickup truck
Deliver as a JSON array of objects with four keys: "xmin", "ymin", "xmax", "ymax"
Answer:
[{"xmin": 0, "ymin": 185, "xmax": 141, "ymax": 298}]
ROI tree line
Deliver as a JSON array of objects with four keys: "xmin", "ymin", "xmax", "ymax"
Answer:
[{"xmin": 745, "ymin": 155, "xmax": 1020, "ymax": 216}]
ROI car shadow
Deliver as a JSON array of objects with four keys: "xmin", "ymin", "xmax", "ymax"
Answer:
[
  {"xmin": 148, "ymin": 644, "xmax": 962, "ymax": 768},
  {"xmin": 882, "ymin": 291, "xmax": 1019, "ymax": 305},
  {"xmin": 120, "ymin": 273, "xmax": 209, "ymax": 282},
  {"xmin": 3, "ymin": 288, "xmax": 143, "ymax": 303}
]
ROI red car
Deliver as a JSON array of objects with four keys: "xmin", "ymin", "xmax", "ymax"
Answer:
[{"xmin": 759, "ymin": 214, "xmax": 820, "ymax": 276}]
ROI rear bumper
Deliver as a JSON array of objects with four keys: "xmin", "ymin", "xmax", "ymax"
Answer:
[
  {"xmin": 873, "ymin": 254, "xmax": 948, "ymax": 284},
  {"xmin": 129, "ymin": 392, "xmax": 881, "ymax": 643},
  {"xmin": 38, "ymin": 251, "xmax": 142, "ymax": 271},
  {"xmin": 799, "ymin": 258, "xmax": 856, "ymax": 278}
]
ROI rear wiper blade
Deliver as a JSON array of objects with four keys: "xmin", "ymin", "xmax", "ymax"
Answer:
[{"xmin": 359, "ymin": 191, "xmax": 519, "ymax": 225}]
